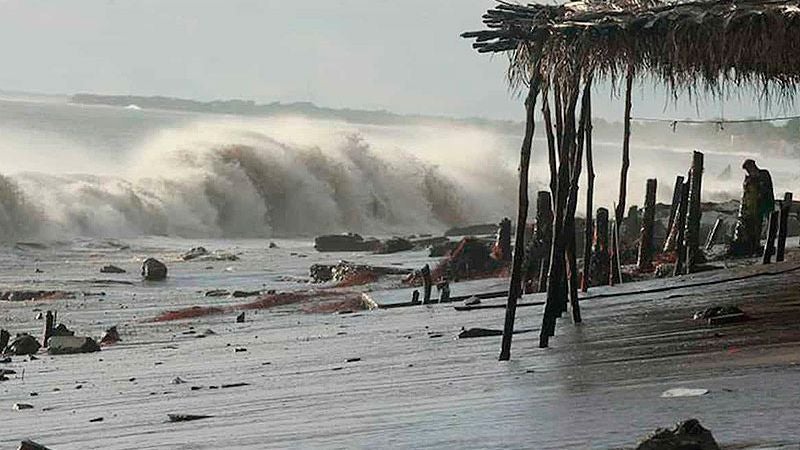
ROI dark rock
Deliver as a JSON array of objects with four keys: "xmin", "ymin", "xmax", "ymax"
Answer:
[
  {"xmin": 236, "ymin": 312, "xmax": 245, "ymax": 323},
  {"xmin": 0, "ymin": 290, "xmax": 73, "ymax": 302},
  {"xmin": 13, "ymin": 403, "xmax": 34, "ymax": 410},
  {"xmin": 375, "ymin": 237, "xmax": 414, "ymax": 254},
  {"xmin": 51, "ymin": 323, "xmax": 75, "ymax": 338},
  {"xmin": 232, "ymin": 290, "xmax": 261, "ymax": 298},
  {"xmin": 463, "ymin": 296, "xmax": 481, "ymax": 306},
  {"xmin": 47, "ymin": 336, "xmax": 101, "ymax": 355},
  {"xmin": 182, "ymin": 246, "xmax": 209, "ymax": 260},
  {"xmin": 6, "ymin": 334, "xmax": 41, "ymax": 355},
  {"xmin": 18, "ymin": 440, "xmax": 51, "ymax": 450},
  {"xmin": 100, "ymin": 326, "xmax": 121, "ymax": 345},
  {"xmin": 314, "ymin": 233, "xmax": 379, "ymax": 252},
  {"xmin": 141, "ymin": 258, "xmax": 168, "ymax": 281},
  {"xmin": 100, "ymin": 265, "xmax": 126, "ymax": 274},
  {"xmin": 635, "ymin": 419, "xmax": 720, "ymax": 450},
  {"xmin": 269, "ymin": 242, "xmax": 278, "ymax": 248},
  {"xmin": 89, "ymin": 417, "xmax": 104, "ymax": 422},
  {"xmin": 458, "ymin": 327, "xmax": 503, "ymax": 339}
]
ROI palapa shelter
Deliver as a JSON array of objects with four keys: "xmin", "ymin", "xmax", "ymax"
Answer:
[{"xmin": 462, "ymin": 0, "xmax": 800, "ymax": 358}]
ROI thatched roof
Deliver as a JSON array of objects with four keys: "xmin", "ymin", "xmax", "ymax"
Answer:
[{"xmin": 462, "ymin": 0, "xmax": 800, "ymax": 99}]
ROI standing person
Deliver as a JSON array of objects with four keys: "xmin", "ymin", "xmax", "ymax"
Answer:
[{"xmin": 729, "ymin": 159, "xmax": 775, "ymax": 256}]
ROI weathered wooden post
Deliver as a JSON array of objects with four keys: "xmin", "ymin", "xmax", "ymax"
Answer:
[
  {"xmin": 611, "ymin": 67, "xmax": 634, "ymax": 284},
  {"xmin": 43, "ymin": 311, "xmax": 54, "ymax": 347},
  {"xmin": 588, "ymin": 207, "xmax": 610, "ymax": 287},
  {"xmin": 0, "ymin": 329, "xmax": 9, "ymax": 353},
  {"xmin": 685, "ymin": 151, "xmax": 704, "ymax": 273},
  {"xmin": 762, "ymin": 210, "xmax": 780, "ymax": 264},
  {"xmin": 411, "ymin": 290, "xmax": 420, "ymax": 305},
  {"xmin": 438, "ymin": 281, "xmax": 451, "ymax": 303},
  {"xmin": 673, "ymin": 181, "xmax": 690, "ymax": 276},
  {"xmin": 499, "ymin": 77, "xmax": 540, "ymax": 361},
  {"xmin": 421, "ymin": 265, "xmax": 432, "ymax": 304},
  {"xmin": 705, "ymin": 217, "xmax": 723, "ymax": 251},
  {"xmin": 497, "ymin": 217, "xmax": 513, "ymax": 262},
  {"xmin": 637, "ymin": 179, "xmax": 657, "ymax": 271},
  {"xmin": 776, "ymin": 192, "xmax": 793, "ymax": 262},
  {"xmin": 664, "ymin": 175, "xmax": 685, "ymax": 252}
]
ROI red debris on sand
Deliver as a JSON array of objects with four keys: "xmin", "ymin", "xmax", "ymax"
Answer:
[
  {"xmin": 151, "ymin": 306, "xmax": 225, "ymax": 322},
  {"xmin": 335, "ymin": 271, "xmax": 380, "ymax": 287},
  {"xmin": 300, "ymin": 294, "xmax": 366, "ymax": 314}
]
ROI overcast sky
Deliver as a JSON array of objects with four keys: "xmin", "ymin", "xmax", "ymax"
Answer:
[{"xmin": 0, "ymin": 0, "xmax": 791, "ymax": 121}]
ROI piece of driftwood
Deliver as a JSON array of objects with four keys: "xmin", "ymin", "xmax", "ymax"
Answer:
[{"xmin": 705, "ymin": 217, "xmax": 723, "ymax": 251}]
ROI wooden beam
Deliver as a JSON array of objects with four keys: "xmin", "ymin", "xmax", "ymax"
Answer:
[
  {"xmin": 581, "ymin": 87, "xmax": 595, "ymax": 293},
  {"xmin": 499, "ymin": 77, "xmax": 541, "ymax": 361},
  {"xmin": 612, "ymin": 66, "xmax": 634, "ymax": 283}
]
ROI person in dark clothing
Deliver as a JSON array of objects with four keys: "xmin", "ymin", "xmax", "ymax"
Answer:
[{"xmin": 729, "ymin": 159, "xmax": 775, "ymax": 256}]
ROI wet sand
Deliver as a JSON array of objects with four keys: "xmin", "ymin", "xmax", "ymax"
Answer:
[{"xmin": 1, "ymin": 241, "xmax": 800, "ymax": 448}]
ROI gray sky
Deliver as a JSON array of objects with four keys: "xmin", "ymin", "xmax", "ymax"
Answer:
[{"xmin": 0, "ymin": 0, "xmax": 791, "ymax": 121}]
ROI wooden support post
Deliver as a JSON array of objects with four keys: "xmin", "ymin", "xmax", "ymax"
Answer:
[
  {"xmin": 664, "ymin": 175, "xmax": 685, "ymax": 252},
  {"xmin": 497, "ymin": 218, "xmax": 513, "ymax": 262},
  {"xmin": 776, "ymin": 192, "xmax": 793, "ymax": 262},
  {"xmin": 611, "ymin": 67, "xmax": 634, "ymax": 283},
  {"xmin": 581, "ymin": 90, "xmax": 594, "ymax": 293},
  {"xmin": 44, "ymin": 310, "xmax": 54, "ymax": 347},
  {"xmin": 499, "ymin": 77, "xmax": 540, "ymax": 361},
  {"xmin": 705, "ymin": 217, "xmax": 723, "ymax": 251},
  {"xmin": 762, "ymin": 210, "xmax": 779, "ymax": 264},
  {"xmin": 411, "ymin": 290, "xmax": 420, "ymax": 305},
  {"xmin": 540, "ymin": 81, "xmax": 580, "ymax": 348},
  {"xmin": 673, "ymin": 181, "xmax": 690, "ymax": 276},
  {"xmin": 421, "ymin": 265, "xmax": 432, "ymax": 304},
  {"xmin": 685, "ymin": 151, "xmax": 704, "ymax": 273},
  {"xmin": 637, "ymin": 178, "xmax": 657, "ymax": 272},
  {"xmin": 535, "ymin": 191, "xmax": 553, "ymax": 293},
  {"xmin": 587, "ymin": 207, "xmax": 610, "ymax": 288}
]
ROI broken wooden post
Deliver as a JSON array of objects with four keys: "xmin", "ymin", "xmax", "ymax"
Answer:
[
  {"xmin": 664, "ymin": 175, "xmax": 685, "ymax": 252},
  {"xmin": 496, "ymin": 217, "xmax": 513, "ymax": 262},
  {"xmin": 673, "ymin": 181, "xmax": 690, "ymax": 276},
  {"xmin": 776, "ymin": 192, "xmax": 793, "ymax": 262},
  {"xmin": 439, "ymin": 281, "xmax": 451, "ymax": 303},
  {"xmin": 43, "ymin": 311, "xmax": 54, "ymax": 346},
  {"xmin": 421, "ymin": 264, "xmax": 432, "ymax": 304},
  {"xmin": 499, "ymin": 76, "xmax": 540, "ymax": 361},
  {"xmin": 411, "ymin": 290, "xmax": 420, "ymax": 305},
  {"xmin": 637, "ymin": 178, "xmax": 657, "ymax": 272},
  {"xmin": 524, "ymin": 191, "xmax": 553, "ymax": 293},
  {"xmin": 587, "ymin": 207, "xmax": 610, "ymax": 287},
  {"xmin": 685, "ymin": 151, "xmax": 704, "ymax": 273},
  {"xmin": 762, "ymin": 210, "xmax": 780, "ymax": 264},
  {"xmin": 705, "ymin": 217, "xmax": 723, "ymax": 251}
]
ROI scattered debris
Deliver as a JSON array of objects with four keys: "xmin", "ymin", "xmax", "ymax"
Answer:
[
  {"xmin": 428, "ymin": 333, "xmax": 444, "ymax": 339},
  {"xmin": 13, "ymin": 403, "xmax": 34, "ymax": 410},
  {"xmin": 269, "ymin": 242, "xmax": 278, "ymax": 248},
  {"xmin": 171, "ymin": 377, "xmax": 187, "ymax": 385},
  {"xmin": 310, "ymin": 261, "xmax": 411, "ymax": 284},
  {"xmin": 141, "ymin": 258, "xmax": 168, "ymax": 281},
  {"xmin": 100, "ymin": 326, "xmax": 121, "ymax": 345},
  {"xmin": 51, "ymin": 323, "xmax": 75, "ymax": 338},
  {"xmin": 374, "ymin": 237, "xmax": 414, "ymax": 254},
  {"xmin": 151, "ymin": 306, "xmax": 225, "ymax": 322},
  {"xmin": 232, "ymin": 290, "xmax": 261, "ymax": 298},
  {"xmin": 693, "ymin": 305, "xmax": 749, "ymax": 325},
  {"xmin": 89, "ymin": 417, "xmax": 104, "ymax": 423},
  {"xmin": 661, "ymin": 388, "xmax": 709, "ymax": 398},
  {"xmin": 314, "ymin": 233, "xmax": 379, "ymax": 252},
  {"xmin": 236, "ymin": 312, "xmax": 246, "ymax": 323},
  {"xmin": 635, "ymin": 418, "xmax": 720, "ymax": 450},
  {"xmin": 182, "ymin": 247, "xmax": 238, "ymax": 262},
  {"xmin": 464, "ymin": 296, "xmax": 481, "ymax": 306},
  {"xmin": 205, "ymin": 289, "xmax": 230, "ymax": 297},
  {"xmin": 100, "ymin": 265, "xmax": 126, "ymax": 274},
  {"xmin": 234, "ymin": 347, "xmax": 247, "ymax": 352},
  {"xmin": 6, "ymin": 334, "xmax": 41, "ymax": 355},
  {"xmin": 458, "ymin": 327, "xmax": 503, "ymax": 339},
  {"xmin": 47, "ymin": 336, "xmax": 101, "ymax": 355},
  {"xmin": 167, "ymin": 413, "xmax": 213, "ymax": 423},
  {"xmin": 0, "ymin": 291, "xmax": 74, "ymax": 302},
  {"xmin": 345, "ymin": 357, "xmax": 361, "ymax": 363},
  {"xmin": 182, "ymin": 247, "xmax": 210, "ymax": 261},
  {"xmin": 221, "ymin": 382, "xmax": 249, "ymax": 389}
]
